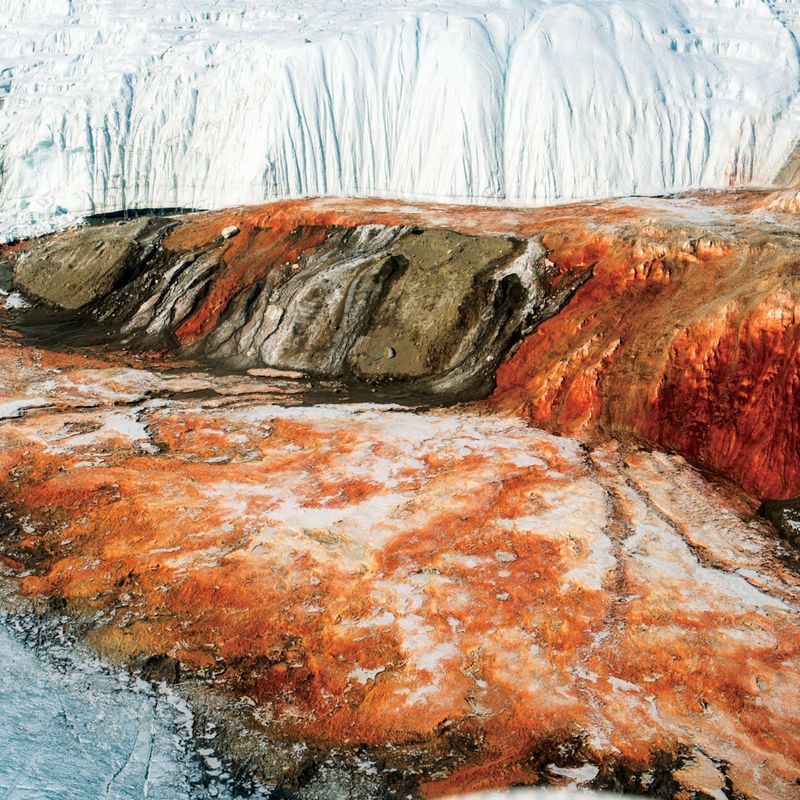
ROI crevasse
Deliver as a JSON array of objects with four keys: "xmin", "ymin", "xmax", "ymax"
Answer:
[{"xmin": 1, "ymin": 0, "xmax": 800, "ymax": 240}]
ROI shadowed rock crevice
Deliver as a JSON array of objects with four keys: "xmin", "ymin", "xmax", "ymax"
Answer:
[{"xmin": 760, "ymin": 497, "xmax": 800, "ymax": 549}]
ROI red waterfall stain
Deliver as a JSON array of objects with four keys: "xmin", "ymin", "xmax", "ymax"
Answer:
[{"xmin": 492, "ymin": 226, "xmax": 800, "ymax": 499}]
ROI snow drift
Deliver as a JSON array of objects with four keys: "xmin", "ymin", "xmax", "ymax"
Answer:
[{"xmin": 1, "ymin": 0, "xmax": 800, "ymax": 239}]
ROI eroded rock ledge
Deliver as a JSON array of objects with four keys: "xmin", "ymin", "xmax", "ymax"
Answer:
[
  {"xmin": 6, "ymin": 212, "xmax": 578, "ymax": 402},
  {"xmin": 3, "ymin": 190, "xmax": 800, "ymax": 500},
  {"xmin": 0, "ymin": 190, "xmax": 798, "ymax": 798}
]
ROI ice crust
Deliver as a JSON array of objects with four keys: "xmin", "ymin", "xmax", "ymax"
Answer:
[
  {"xmin": 0, "ymin": 622, "xmax": 248, "ymax": 799},
  {"xmin": 1, "ymin": 0, "xmax": 800, "ymax": 240}
]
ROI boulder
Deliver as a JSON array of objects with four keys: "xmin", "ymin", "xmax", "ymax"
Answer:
[{"xmin": 13, "ymin": 218, "xmax": 158, "ymax": 310}]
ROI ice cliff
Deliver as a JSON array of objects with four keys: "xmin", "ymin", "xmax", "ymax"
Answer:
[{"xmin": 2, "ymin": 0, "xmax": 800, "ymax": 239}]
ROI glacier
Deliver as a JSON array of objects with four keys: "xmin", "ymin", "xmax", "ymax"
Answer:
[
  {"xmin": 1, "ymin": 0, "xmax": 800, "ymax": 240},
  {"xmin": 0, "ymin": 619, "xmax": 259, "ymax": 799}
]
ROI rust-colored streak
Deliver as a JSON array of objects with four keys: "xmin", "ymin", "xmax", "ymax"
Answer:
[
  {"xmin": 172, "ymin": 224, "xmax": 331, "ymax": 344},
  {"xmin": 648, "ymin": 292, "xmax": 800, "ymax": 498},
  {"xmin": 492, "ymin": 227, "xmax": 800, "ymax": 499},
  {"xmin": 156, "ymin": 190, "xmax": 775, "ymax": 253}
]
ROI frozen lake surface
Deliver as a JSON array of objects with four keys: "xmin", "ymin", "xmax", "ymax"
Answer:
[{"xmin": 0, "ymin": 620, "xmax": 245, "ymax": 800}]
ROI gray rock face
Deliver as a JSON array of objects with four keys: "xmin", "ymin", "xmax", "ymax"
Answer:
[
  {"xmin": 12, "ymin": 218, "xmax": 167, "ymax": 310},
  {"xmin": 760, "ymin": 498, "xmax": 800, "ymax": 548},
  {"xmin": 108, "ymin": 223, "xmax": 571, "ymax": 398},
  {"xmin": 5, "ymin": 214, "xmax": 584, "ymax": 401}
]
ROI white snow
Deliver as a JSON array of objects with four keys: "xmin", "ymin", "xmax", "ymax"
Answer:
[
  {"xmin": 347, "ymin": 665, "xmax": 385, "ymax": 685},
  {"xmin": 548, "ymin": 764, "xmax": 600, "ymax": 785},
  {"xmin": 0, "ymin": 290, "xmax": 30, "ymax": 310},
  {"xmin": 0, "ymin": 398, "xmax": 51, "ymax": 419},
  {"xmin": 44, "ymin": 408, "xmax": 160, "ymax": 453},
  {"xmin": 2, "ymin": 0, "xmax": 800, "ymax": 240}
]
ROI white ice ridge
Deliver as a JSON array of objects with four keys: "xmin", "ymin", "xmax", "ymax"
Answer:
[{"xmin": 2, "ymin": 0, "xmax": 800, "ymax": 240}]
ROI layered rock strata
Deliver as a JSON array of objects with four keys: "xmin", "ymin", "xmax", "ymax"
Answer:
[
  {"xmin": 10, "ymin": 215, "xmax": 571, "ymax": 401},
  {"xmin": 4, "ymin": 190, "xmax": 799, "ymax": 499}
]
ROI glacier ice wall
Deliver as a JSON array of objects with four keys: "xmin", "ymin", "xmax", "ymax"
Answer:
[{"xmin": 1, "ymin": 0, "xmax": 800, "ymax": 239}]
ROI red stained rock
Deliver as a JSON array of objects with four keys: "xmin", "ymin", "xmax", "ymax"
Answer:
[
  {"xmin": 0, "ymin": 329, "xmax": 798, "ymax": 798},
  {"xmin": 491, "ymin": 225, "xmax": 800, "ymax": 500},
  {"xmin": 172, "ymin": 225, "xmax": 331, "ymax": 344}
]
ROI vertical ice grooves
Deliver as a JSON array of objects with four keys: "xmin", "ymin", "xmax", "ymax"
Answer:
[{"xmin": 1, "ymin": 0, "xmax": 800, "ymax": 241}]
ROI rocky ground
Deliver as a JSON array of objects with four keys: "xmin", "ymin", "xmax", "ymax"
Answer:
[{"xmin": 0, "ymin": 189, "xmax": 798, "ymax": 798}]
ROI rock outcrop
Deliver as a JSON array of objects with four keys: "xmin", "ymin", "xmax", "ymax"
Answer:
[
  {"xmin": 0, "ymin": 330, "xmax": 797, "ymax": 799},
  {"xmin": 4, "ymin": 190, "xmax": 799, "ymax": 499},
  {"xmin": 1, "ymin": 189, "xmax": 799, "ymax": 798},
  {"xmin": 13, "ymin": 217, "xmax": 169, "ymax": 309},
  {"xmin": 6, "ymin": 208, "xmax": 584, "ymax": 401},
  {"xmin": 490, "ymin": 220, "xmax": 800, "ymax": 500}
]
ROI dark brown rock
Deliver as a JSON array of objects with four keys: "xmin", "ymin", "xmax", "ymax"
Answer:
[{"xmin": 12, "ymin": 217, "xmax": 166, "ymax": 310}]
